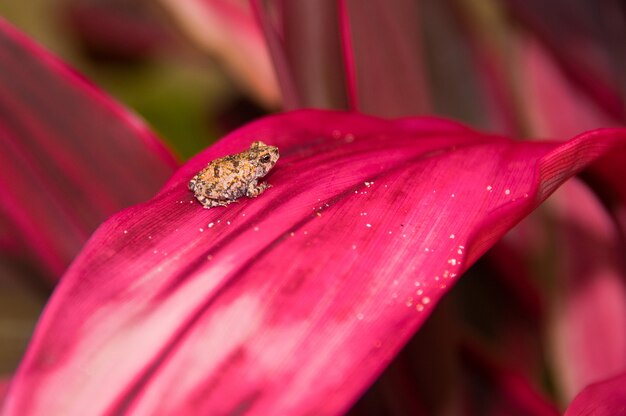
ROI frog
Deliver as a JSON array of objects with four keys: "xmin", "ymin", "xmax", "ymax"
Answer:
[{"xmin": 188, "ymin": 141, "xmax": 280, "ymax": 209}]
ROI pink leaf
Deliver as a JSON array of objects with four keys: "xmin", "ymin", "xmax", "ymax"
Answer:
[
  {"xmin": 250, "ymin": 0, "xmax": 348, "ymax": 110},
  {"xmin": 252, "ymin": 0, "xmax": 430, "ymax": 116},
  {"xmin": 417, "ymin": 2, "xmax": 494, "ymax": 131},
  {"xmin": 3, "ymin": 110, "xmax": 626, "ymax": 415},
  {"xmin": 281, "ymin": 0, "xmax": 349, "ymax": 109},
  {"xmin": 339, "ymin": 0, "xmax": 431, "ymax": 116},
  {"xmin": 503, "ymin": 0, "xmax": 626, "ymax": 122},
  {"xmin": 546, "ymin": 180, "xmax": 626, "ymax": 401},
  {"xmin": 250, "ymin": 0, "xmax": 301, "ymax": 108},
  {"xmin": 564, "ymin": 371, "xmax": 626, "ymax": 416},
  {"xmin": 519, "ymin": 35, "xmax": 621, "ymax": 138},
  {"xmin": 0, "ymin": 377, "xmax": 9, "ymax": 408},
  {"xmin": 160, "ymin": 0, "xmax": 280, "ymax": 107},
  {"xmin": 0, "ymin": 18, "xmax": 178, "ymax": 278}
]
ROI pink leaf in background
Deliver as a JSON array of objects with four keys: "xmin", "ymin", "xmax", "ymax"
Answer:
[
  {"xmin": 251, "ymin": 0, "xmax": 430, "ymax": 116},
  {"xmin": 546, "ymin": 180, "xmax": 626, "ymax": 402},
  {"xmin": 0, "ymin": 18, "xmax": 178, "ymax": 279},
  {"xmin": 339, "ymin": 0, "xmax": 431, "ymax": 117},
  {"xmin": 250, "ymin": 0, "xmax": 349, "ymax": 110},
  {"xmin": 503, "ymin": 0, "xmax": 626, "ymax": 122},
  {"xmin": 0, "ymin": 377, "xmax": 9, "ymax": 407},
  {"xmin": 159, "ymin": 0, "xmax": 280, "ymax": 107},
  {"xmin": 3, "ymin": 110, "xmax": 626, "ymax": 415},
  {"xmin": 519, "ymin": 35, "xmax": 621, "ymax": 138},
  {"xmin": 564, "ymin": 371, "xmax": 626, "ymax": 416},
  {"xmin": 281, "ymin": 0, "xmax": 349, "ymax": 109}
]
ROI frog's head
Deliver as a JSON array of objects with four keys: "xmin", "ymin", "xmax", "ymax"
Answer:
[{"xmin": 250, "ymin": 141, "xmax": 279, "ymax": 175}]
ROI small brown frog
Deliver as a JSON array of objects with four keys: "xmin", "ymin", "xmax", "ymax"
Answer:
[{"xmin": 188, "ymin": 141, "xmax": 279, "ymax": 209}]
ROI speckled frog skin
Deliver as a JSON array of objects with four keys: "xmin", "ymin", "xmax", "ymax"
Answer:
[{"xmin": 188, "ymin": 141, "xmax": 279, "ymax": 208}]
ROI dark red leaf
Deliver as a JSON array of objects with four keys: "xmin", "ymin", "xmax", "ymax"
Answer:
[
  {"xmin": 340, "ymin": 0, "xmax": 431, "ymax": 116},
  {"xmin": 503, "ymin": 0, "xmax": 626, "ymax": 122},
  {"xmin": 0, "ymin": 18, "xmax": 178, "ymax": 278}
]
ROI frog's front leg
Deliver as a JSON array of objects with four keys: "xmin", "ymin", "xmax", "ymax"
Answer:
[{"xmin": 246, "ymin": 180, "xmax": 270, "ymax": 198}]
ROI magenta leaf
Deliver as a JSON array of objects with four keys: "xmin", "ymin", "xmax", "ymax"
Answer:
[
  {"xmin": 251, "ymin": 0, "xmax": 348, "ymax": 110},
  {"xmin": 0, "ymin": 18, "xmax": 178, "ymax": 278},
  {"xmin": 250, "ymin": 0, "xmax": 301, "ymax": 109},
  {"xmin": 161, "ymin": 0, "xmax": 280, "ymax": 107},
  {"xmin": 502, "ymin": 0, "xmax": 626, "ymax": 122},
  {"xmin": 544, "ymin": 180, "xmax": 626, "ymax": 401},
  {"xmin": 339, "ymin": 0, "xmax": 431, "ymax": 116},
  {"xmin": 519, "ymin": 35, "xmax": 621, "ymax": 138},
  {"xmin": 0, "ymin": 377, "xmax": 9, "ymax": 408},
  {"xmin": 565, "ymin": 371, "xmax": 626, "ymax": 416},
  {"xmin": 3, "ymin": 110, "xmax": 626, "ymax": 415},
  {"xmin": 281, "ymin": 0, "xmax": 349, "ymax": 109},
  {"xmin": 252, "ymin": 0, "xmax": 430, "ymax": 116}
]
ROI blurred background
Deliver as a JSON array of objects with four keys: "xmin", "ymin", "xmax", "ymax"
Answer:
[{"xmin": 0, "ymin": 0, "xmax": 271, "ymax": 161}]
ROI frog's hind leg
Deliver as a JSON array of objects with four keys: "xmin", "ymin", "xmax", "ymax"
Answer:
[
  {"xmin": 246, "ymin": 180, "xmax": 271, "ymax": 198},
  {"xmin": 196, "ymin": 195, "xmax": 219, "ymax": 209},
  {"xmin": 196, "ymin": 195, "xmax": 211, "ymax": 208},
  {"xmin": 200, "ymin": 198, "xmax": 237, "ymax": 209}
]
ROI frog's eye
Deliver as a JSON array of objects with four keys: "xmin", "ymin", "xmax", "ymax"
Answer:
[{"xmin": 260, "ymin": 154, "xmax": 271, "ymax": 163}]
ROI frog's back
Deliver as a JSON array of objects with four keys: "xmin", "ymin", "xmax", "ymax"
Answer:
[{"xmin": 199, "ymin": 155, "xmax": 255, "ymax": 200}]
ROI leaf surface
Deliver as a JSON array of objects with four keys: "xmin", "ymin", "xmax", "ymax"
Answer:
[{"xmin": 3, "ymin": 110, "xmax": 626, "ymax": 415}]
